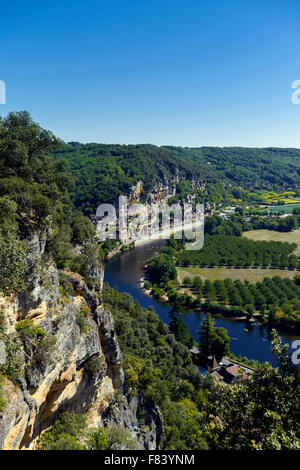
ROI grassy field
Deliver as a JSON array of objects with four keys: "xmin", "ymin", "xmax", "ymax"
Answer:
[
  {"xmin": 257, "ymin": 190, "xmax": 300, "ymax": 205},
  {"xmin": 177, "ymin": 266, "xmax": 297, "ymax": 283},
  {"xmin": 267, "ymin": 203, "xmax": 300, "ymax": 214},
  {"xmin": 243, "ymin": 229, "xmax": 300, "ymax": 255},
  {"xmin": 176, "ymin": 229, "xmax": 300, "ymax": 283}
]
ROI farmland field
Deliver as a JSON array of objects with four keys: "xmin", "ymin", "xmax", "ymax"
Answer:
[
  {"xmin": 243, "ymin": 229, "xmax": 300, "ymax": 255},
  {"xmin": 267, "ymin": 203, "xmax": 300, "ymax": 214},
  {"xmin": 177, "ymin": 266, "xmax": 297, "ymax": 283}
]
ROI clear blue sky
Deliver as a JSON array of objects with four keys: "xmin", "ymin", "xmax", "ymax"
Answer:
[{"xmin": 1, "ymin": 0, "xmax": 300, "ymax": 147}]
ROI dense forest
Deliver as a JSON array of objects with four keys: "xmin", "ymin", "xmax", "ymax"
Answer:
[
  {"xmin": 52, "ymin": 143, "xmax": 300, "ymax": 215},
  {"xmin": 0, "ymin": 112, "xmax": 103, "ymax": 295},
  {"xmin": 165, "ymin": 146, "xmax": 300, "ymax": 190},
  {"xmin": 51, "ymin": 143, "xmax": 199, "ymax": 215}
]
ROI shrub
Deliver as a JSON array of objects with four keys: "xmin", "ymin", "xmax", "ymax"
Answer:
[
  {"xmin": 0, "ymin": 334, "xmax": 24, "ymax": 384},
  {"xmin": 0, "ymin": 232, "xmax": 27, "ymax": 295},
  {"xmin": 16, "ymin": 319, "xmax": 47, "ymax": 339},
  {"xmin": 84, "ymin": 354, "xmax": 104, "ymax": 379},
  {"xmin": 39, "ymin": 412, "xmax": 87, "ymax": 450},
  {"xmin": 59, "ymin": 272, "xmax": 74, "ymax": 296},
  {"xmin": 76, "ymin": 306, "xmax": 90, "ymax": 335},
  {"xmin": 88, "ymin": 425, "xmax": 136, "ymax": 450},
  {"xmin": 0, "ymin": 374, "xmax": 6, "ymax": 411}
]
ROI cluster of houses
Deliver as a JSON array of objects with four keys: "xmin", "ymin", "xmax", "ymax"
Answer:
[
  {"xmin": 218, "ymin": 206, "xmax": 236, "ymax": 220},
  {"xmin": 206, "ymin": 355, "xmax": 250, "ymax": 385}
]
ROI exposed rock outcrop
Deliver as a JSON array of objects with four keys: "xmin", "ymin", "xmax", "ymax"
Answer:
[
  {"xmin": 101, "ymin": 393, "xmax": 163, "ymax": 450},
  {"xmin": 0, "ymin": 230, "xmax": 163, "ymax": 450}
]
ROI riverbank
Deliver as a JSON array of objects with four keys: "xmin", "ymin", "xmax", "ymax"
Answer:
[
  {"xmin": 143, "ymin": 275, "xmax": 300, "ymax": 335},
  {"xmin": 104, "ymin": 239, "xmax": 300, "ymax": 366},
  {"xmin": 134, "ymin": 220, "xmax": 203, "ymax": 246},
  {"xmin": 105, "ymin": 241, "xmax": 135, "ymax": 260}
]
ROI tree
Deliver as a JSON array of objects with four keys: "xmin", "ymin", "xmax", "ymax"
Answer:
[
  {"xmin": 169, "ymin": 310, "xmax": 194, "ymax": 349},
  {"xmin": 198, "ymin": 313, "xmax": 215, "ymax": 360},
  {"xmin": 203, "ymin": 332, "xmax": 300, "ymax": 450},
  {"xmin": 0, "ymin": 232, "xmax": 27, "ymax": 295},
  {"xmin": 198, "ymin": 313, "xmax": 230, "ymax": 362},
  {"xmin": 211, "ymin": 326, "xmax": 230, "ymax": 362},
  {"xmin": 147, "ymin": 252, "xmax": 177, "ymax": 285},
  {"xmin": 88, "ymin": 426, "xmax": 136, "ymax": 450}
]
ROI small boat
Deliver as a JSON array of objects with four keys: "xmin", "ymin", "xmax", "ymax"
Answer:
[
  {"xmin": 262, "ymin": 339, "xmax": 268, "ymax": 342},
  {"xmin": 231, "ymin": 337, "xmax": 238, "ymax": 341},
  {"xmin": 243, "ymin": 328, "xmax": 249, "ymax": 332}
]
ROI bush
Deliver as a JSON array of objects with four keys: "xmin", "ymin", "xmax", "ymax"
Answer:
[
  {"xmin": 39, "ymin": 412, "xmax": 87, "ymax": 450},
  {"xmin": 0, "ymin": 232, "xmax": 27, "ymax": 295},
  {"xmin": 59, "ymin": 272, "xmax": 74, "ymax": 296},
  {"xmin": 76, "ymin": 306, "xmax": 90, "ymax": 335},
  {"xmin": 84, "ymin": 354, "xmax": 104, "ymax": 379},
  {"xmin": 88, "ymin": 426, "xmax": 136, "ymax": 450},
  {"xmin": 0, "ymin": 374, "xmax": 6, "ymax": 411},
  {"xmin": 16, "ymin": 319, "xmax": 56, "ymax": 366},
  {"xmin": 16, "ymin": 319, "xmax": 47, "ymax": 339},
  {"xmin": 0, "ymin": 334, "xmax": 24, "ymax": 384}
]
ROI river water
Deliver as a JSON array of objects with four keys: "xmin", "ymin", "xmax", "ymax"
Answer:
[{"xmin": 104, "ymin": 240, "xmax": 299, "ymax": 366}]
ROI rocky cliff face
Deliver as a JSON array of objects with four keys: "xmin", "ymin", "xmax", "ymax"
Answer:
[{"xmin": 0, "ymin": 230, "xmax": 163, "ymax": 450}]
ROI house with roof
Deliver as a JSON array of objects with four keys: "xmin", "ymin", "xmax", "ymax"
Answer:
[{"xmin": 206, "ymin": 356, "xmax": 249, "ymax": 385}]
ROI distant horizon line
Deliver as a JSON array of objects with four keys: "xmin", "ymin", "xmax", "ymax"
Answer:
[{"xmin": 64, "ymin": 140, "xmax": 300, "ymax": 151}]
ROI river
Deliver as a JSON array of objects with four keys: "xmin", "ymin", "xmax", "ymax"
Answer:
[{"xmin": 104, "ymin": 240, "xmax": 299, "ymax": 366}]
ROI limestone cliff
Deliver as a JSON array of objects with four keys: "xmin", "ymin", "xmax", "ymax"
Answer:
[{"xmin": 0, "ymin": 229, "xmax": 163, "ymax": 450}]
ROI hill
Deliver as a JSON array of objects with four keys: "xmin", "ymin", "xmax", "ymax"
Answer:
[{"xmin": 52, "ymin": 143, "xmax": 300, "ymax": 215}]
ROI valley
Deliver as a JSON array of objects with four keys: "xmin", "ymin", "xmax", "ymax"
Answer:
[{"xmin": 0, "ymin": 112, "xmax": 300, "ymax": 450}]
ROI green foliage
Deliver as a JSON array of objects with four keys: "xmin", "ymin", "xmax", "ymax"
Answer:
[
  {"xmin": 205, "ymin": 213, "xmax": 298, "ymax": 236},
  {"xmin": 0, "ymin": 373, "xmax": 6, "ymax": 411},
  {"xmin": 52, "ymin": 143, "xmax": 200, "ymax": 215},
  {"xmin": 87, "ymin": 427, "xmax": 109, "ymax": 450},
  {"xmin": 169, "ymin": 311, "xmax": 194, "ymax": 349},
  {"xmin": 69, "ymin": 244, "xmax": 102, "ymax": 283},
  {"xmin": 44, "ymin": 434, "xmax": 85, "ymax": 450},
  {"xmin": 70, "ymin": 211, "xmax": 95, "ymax": 244},
  {"xmin": 84, "ymin": 354, "xmax": 104, "ymax": 379},
  {"xmin": 16, "ymin": 319, "xmax": 47, "ymax": 339},
  {"xmin": 0, "ymin": 111, "xmax": 73, "ymax": 226},
  {"xmin": 0, "ymin": 334, "xmax": 24, "ymax": 384},
  {"xmin": 59, "ymin": 272, "xmax": 75, "ymax": 297},
  {"xmin": 0, "ymin": 111, "xmax": 102, "ymax": 293},
  {"xmin": 102, "ymin": 283, "xmax": 208, "ymax": 449},
  {"xmin": 76, "ymin": 306, "xmax": 90, "ymax": 335},
  {"xmin": 0, "ymin": 231, "xmax": 27, "ymax": 295},
  {"xmin": 177, "ymin": 234, "xmax": 296, "ymax": 268},
  {"xmin": 203, "ymin": 332, "xmax": 300, "ymax": 450},
  {"xmin": 53, "ymin": 143, "xmax": 300, "ymax": 216},
  {"xmin": 39, "ymin": 412, "xmax": 137, "ymax": 450},
  {"xmin": 0, "ymin": 112, "xmax": 77, "ymax": 293},
  {"xmin": 200, "ymin": 276, "xmax": 300, "ymax": 326},
  {"xmin": 147, "ymin": 252, "xmax": 177, "ymax": 285},
  {"xmin": 88, "ymin": 426, "xmax": 137, "ymax": 450},
  {"xmin": 16, "ymin": 319, "xmax": 56, "ymax": 367},
  {"xmin": 165, "ymin": 146, "xmax": 300, "ymax": 192},
  {"xmin": 198, "ymin": 313, "xmax": 230, "ymax": 362},
  {"xmin": 227, "ymin": 351, "xmax": 266, "ymax": 371},
  {"xmin": 39, "ymin": 412, "xmax": 87, "ymax": 450}
]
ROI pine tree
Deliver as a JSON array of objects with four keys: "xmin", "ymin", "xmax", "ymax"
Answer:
[
  {"xmin": 198, "ymin": 313, "xmax": 230, "ymax": 362},
  {"xmin": 198, "ymin": 313, "xmax": 215, "ymax": 360}
]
